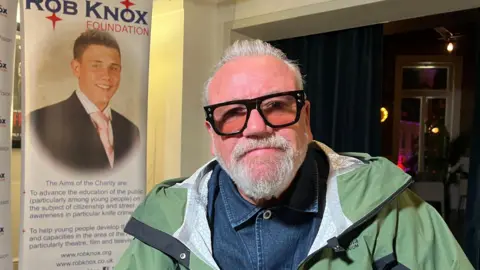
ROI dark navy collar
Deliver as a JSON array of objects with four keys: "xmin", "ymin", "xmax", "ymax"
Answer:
[
  {"xmin": 217, "ymin": 142, "xmax": 329, "ymax": 229},
  {"xmin": 219, "ymin": 171, "xmax": 260, "ymax": 228}
]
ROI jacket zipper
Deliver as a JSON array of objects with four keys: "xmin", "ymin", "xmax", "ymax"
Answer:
[{"xmin": 296, "ymin": 176, "xmax": 414, "ymax": 269}]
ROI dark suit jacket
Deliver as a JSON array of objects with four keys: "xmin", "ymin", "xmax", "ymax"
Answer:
[{"xmin": 28, "ymin": 92, "xmax": 140, "ymax": 172}]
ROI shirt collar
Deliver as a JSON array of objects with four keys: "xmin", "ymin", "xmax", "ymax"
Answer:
[
  {"xmin": 219, "ymin": 168, "xmax": 261, "ymax": 229},
  {"xmin": 219, "ymin": 142, "xmax": 329, "ymax": 229},
  {"xmin": 75, "ymin": 88, "xmax": 112, "ymax": 119}
]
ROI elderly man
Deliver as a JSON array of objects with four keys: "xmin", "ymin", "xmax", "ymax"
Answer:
[{"xmin": 116, "ymin": 40, "xmax": 472, "ymax": 269}]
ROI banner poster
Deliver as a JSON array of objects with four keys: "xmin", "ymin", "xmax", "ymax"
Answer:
[
  {"xmin": 0, "ymin": 0, "xmax": 18, "ymax": 269},
  {"xmin": 19, "ymin": 0, "xmax": 152, "ymax": 269}
]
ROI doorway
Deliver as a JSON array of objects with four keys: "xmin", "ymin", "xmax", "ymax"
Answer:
[{"xmin": 393, "ymin": 56, "xmax": 462, "ymax": 178}]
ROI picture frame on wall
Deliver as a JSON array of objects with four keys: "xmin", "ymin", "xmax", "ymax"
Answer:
[{"xmin": 12, "ymin": 24, "xmax": 21, "ymax": 148}]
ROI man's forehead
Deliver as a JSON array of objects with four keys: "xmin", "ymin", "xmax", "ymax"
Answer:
[
  {"xmin": 81, "ymin": 46, "xmax": 121, "ymax": 63},
  {"xmin": 208, "ymin": 55, "xmax": 296, "ymax": 103},
  {"xmin": 83, "ymin": 45, "xmax": 120, "ymax": 56}
]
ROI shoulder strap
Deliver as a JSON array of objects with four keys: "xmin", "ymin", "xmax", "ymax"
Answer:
[
  {"xmin": 337, "ymin": 152, "xmax": 372, "ymax": 164},
  {"xmin": 159, "ymin": 177, "xmax": 188, "ymax": 188}
]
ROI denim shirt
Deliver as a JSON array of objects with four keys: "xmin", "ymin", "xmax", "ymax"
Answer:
[{"xmin": 207, "ymin": 143, "xmax": 329, "ymax": 270}]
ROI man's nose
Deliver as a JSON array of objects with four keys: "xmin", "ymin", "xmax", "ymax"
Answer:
[
  {"xmin": 97, "ymin": 67, "xmax": 111, "ymax": 79},
  {"xmin": 242, "ymin": 109, "xmax": 272, "ymax": 137}
]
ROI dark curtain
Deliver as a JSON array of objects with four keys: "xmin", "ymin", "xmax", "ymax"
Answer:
[
  {"xmin": 465, "ymin": 22, "xmax": 480, "ymax": 269},
  {"xmin": 270, "ymin": 25, "xmax": 383, "ymax": 155}
]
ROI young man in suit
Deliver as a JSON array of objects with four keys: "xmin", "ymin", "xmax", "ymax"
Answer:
[{"xmin": 28, "ymin": 29, "xmax": 139, "ymax": 172}]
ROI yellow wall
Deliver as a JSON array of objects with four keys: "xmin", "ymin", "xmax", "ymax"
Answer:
[
  {"xmin": 180, "ymin": 0, "xmax": 220, "ymax": 176},
  {"xmin": 9, "ymin": 149, "xmax": 21, "ymax": 264},
  {"xmin": 147, "ymin": 0, "xmax": 185, "ymax": 190}
]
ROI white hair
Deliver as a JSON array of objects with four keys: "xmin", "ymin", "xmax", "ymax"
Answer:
[{"xmin": 203, "ymin": 39, "xmax": 304, "ymax": 105}]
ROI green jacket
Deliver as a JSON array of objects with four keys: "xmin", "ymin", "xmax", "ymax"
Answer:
[{"xmin": 116, "ymin": 142, "xmax": 473, "ymax": 270}]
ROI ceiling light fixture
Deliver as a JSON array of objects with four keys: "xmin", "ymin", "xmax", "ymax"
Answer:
[{"xmin": 447, "ymin": 42, "xmax": 454, "ymax": 53}]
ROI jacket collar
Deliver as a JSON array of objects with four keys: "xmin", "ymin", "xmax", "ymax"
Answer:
[{"xmin": 145, "ymin": 141, "xmax": 366, "ymax": 270}]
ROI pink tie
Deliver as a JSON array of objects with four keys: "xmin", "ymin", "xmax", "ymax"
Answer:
[{"xmin": 90, "ymin": 111, "xmax": 114, "ymax": 167}]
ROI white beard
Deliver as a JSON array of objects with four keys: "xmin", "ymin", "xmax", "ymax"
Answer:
[{"xmin": 214, "ymin": 135, "xmax": 308, "ymax": 201}]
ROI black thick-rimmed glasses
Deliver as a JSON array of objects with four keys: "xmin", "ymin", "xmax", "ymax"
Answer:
[{"xmin": 204, "ymin": 90, "xmax": 307, "ymax": 136}]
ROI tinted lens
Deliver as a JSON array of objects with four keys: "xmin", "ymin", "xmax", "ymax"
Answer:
[
  {"xmin": 209, "ymin": 93, "xmax": 301, "ymax": 135},
  {"xmin": 261, "ymin": 95, "xmax": 298, "ymax": 126},
  {"xmin": 213, "ymin": 104, "xmax": 248, "ymax": 134}
]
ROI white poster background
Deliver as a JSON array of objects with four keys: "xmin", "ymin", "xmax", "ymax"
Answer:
[
  {"xmin": 0, "ymin": 0, "xmax": 18, "ymax": 269},
  {"xmin": 19, "ymin": 0, "xmax": 151, "ymax": 269}
]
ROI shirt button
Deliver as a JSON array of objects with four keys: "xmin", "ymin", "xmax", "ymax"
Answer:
[{"xmin": 263, "ymin": 210, "xmax": 272, "ymax": 220}]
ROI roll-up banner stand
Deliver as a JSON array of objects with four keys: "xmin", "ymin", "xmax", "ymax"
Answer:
[
  {"xmin": 19, "ymin": 0, "xmax": 152, "ymax": 268},
  {"xmin": 0, "ymin": 0, "xmax": 18, "ymax": 269}
]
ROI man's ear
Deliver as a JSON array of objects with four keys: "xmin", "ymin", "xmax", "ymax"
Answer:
[
  {"xmin": 70, "ymin": 59, "xmax": 81, "ymax": 78},
  {"xmin": 304, "ymin": 101, "xmax": 313, "ymax": 141},
  {"xmin": 304, "ymin": 100, "xmax": 311, "ymax": 128},
  {"xmin": 205, "ymin": 121, "xmax": 215, "ymax": 156}
]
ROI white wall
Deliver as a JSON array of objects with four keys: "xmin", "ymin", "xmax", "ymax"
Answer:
[
  {"xmin": 233, "ymin": 0, "xmax": 381, "ymax": 21},
  {"xmin": 231, "ymin": 0, "xmax": 480, "ymax": 41}
]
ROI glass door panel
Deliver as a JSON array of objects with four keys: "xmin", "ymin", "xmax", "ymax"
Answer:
[
  {"xmin": 402, "ymin": 67, "xmax": 449, "ymax": 90},
  {"xmin": 423, "ymin": 98, "xmax": 448, "ymax": 181},
  {"xmin": 398, "ymin": 98, "xmax": 421, "ymax": 175}
]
